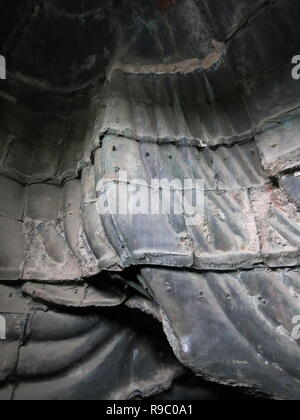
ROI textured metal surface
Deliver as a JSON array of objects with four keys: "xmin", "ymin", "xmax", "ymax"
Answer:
[
  {"xmin": 92, "ymin": 120, "xmax": 300, "ymax": 271},
  {"xmin": 97, "ymin": 68, "xmax": 251, "ymax": 147},
  {"xmin": 280, "ymin": 172, "xmax": 300, "ymax": 207},
  {"xmin": 1, "ymin": 0, "xmax": 300, "ymax": 400},
  {"xmin": 141, "ymin": 267, "xmax": 300, "ymax": 399},
  {"xmin": 0, "ymin": 284, "xmax": 183, "ymax": 400}
]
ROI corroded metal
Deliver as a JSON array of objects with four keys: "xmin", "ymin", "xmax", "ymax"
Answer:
[{"xmin": 1, "ymin": 0, "xmax": 300, "ymax": 400}]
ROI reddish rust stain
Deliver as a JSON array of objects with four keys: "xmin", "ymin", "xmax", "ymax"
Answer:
[
  {"xmin": 157, "ymin": 0, "xmax": 176, "ymax": 13},
  {"xmin": 271, "ymin": 192, "xmax": 286, "ymax": 209},
  {"xmin": 267, "ymin": 185, "xmax": 287, "ymax": 209}
]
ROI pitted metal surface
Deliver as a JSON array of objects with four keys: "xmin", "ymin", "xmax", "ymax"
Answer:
[{"xmin": 1, "ymin": 0, "xmax": 300, "ymax": 400}]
